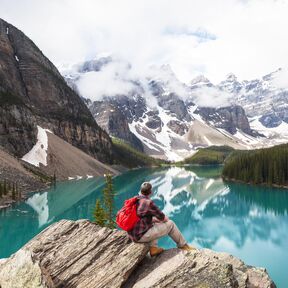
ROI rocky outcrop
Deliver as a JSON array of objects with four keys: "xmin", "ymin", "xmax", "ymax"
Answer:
[
  {"xmin": 0, "ymin": 18, "xmax": 112, "ymax": 162},
  {"xmin": 125, "ymin": 248, "xmax": 275, "ymax": 288},
  {"xmin": 89, "ymin": 101, "xmax": 143, "ymax": 151},
  {"xmin": 0, "ymin": 219, "xmax": 276, "ymax": 288},
  {"xmin": 0, "ymin": 220, "xmax": 149, "ymax": 288},
  {"xmin": 197, "ymin": 105, "xmax": 252, "ymax": 135}
]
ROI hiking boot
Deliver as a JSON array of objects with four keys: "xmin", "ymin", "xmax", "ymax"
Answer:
[
  {"xmin": 179, "ymin": 244, "xmax": 196, "ymax": 251},
  {"xmin": 150, "ymin": 246, "xmax": 164, "ymax": 257}
]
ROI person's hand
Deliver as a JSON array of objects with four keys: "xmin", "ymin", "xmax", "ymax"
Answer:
[
  {"xmin": 152, "ymin": 217, "xmax": 161, "ymax": 223},
  {"xmin": 163, "ymin": 215, "xmax": 169, "ymax": 222}
]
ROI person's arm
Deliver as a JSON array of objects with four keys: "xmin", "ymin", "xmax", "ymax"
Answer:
[{"xmin": 149, "ymin": 200, "xmax": 167, "ymax": 222}]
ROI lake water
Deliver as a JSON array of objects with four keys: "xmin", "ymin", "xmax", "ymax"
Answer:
[{"xmin": 0, "ymin": 166, "xmax": 287, "ymax": 287}]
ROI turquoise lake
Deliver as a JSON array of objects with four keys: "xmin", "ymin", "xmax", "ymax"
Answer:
[{"xmin": 0, "ymin": 166, "xmax": 287, "ymax": 287}]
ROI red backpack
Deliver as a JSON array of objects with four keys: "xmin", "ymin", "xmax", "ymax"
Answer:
[{"xmin": 116, "ymin": 196, "xmax": 140, "ymax": 231}]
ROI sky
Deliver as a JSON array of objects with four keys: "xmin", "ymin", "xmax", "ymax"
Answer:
[{"xmin": 1, "ymin": 0, "xmax": 288, "ymax": 84}]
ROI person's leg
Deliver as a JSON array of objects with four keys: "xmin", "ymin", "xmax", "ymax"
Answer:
[{"xmin": 138, "ymin": 220, "xmax": 186, "ymax": 248}]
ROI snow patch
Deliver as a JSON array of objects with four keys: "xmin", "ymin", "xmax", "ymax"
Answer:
[
  {"xmin": 15, "ymin": 55, "xmax": 19, "ymax": 62},
  {"xmin": 87, "ymin": 175, "xmax": 94, "ymax": 179},
  {"xmin": 22, "ymin": 126, "xmax": 50, "ymax": 167}
]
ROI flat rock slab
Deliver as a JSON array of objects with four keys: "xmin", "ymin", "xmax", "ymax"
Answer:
[
  {"xmin": 0, "ymin": 219, "xmax": 149, "ymax": 288},
  {"xmin": 124, "ymin": 248, "xmax": 276, "ymax": 288},
  {"xmin": 0, "ymin": 220, "xmax": 276, "ymax": 288}
]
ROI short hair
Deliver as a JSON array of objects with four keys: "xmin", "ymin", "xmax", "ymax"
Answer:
[{"xmin": 140, "ymin": 182, "xmax": 152, "ymax": 195}]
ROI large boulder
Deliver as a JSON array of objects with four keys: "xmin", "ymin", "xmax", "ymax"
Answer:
[{"xmin": 0, "ymin": 219, "xmax": 276, "ymax": 288}]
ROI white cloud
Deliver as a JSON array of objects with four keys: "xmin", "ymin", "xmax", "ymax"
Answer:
[
  {"xmin": 191, "ymin": 86, "xmax": 231, "ymax": 107},
  {"xmin": 76, "ymin": 61, "xmax": 136, "ymax": 101},
  {"xmin": 1, "ymin": 0, "xmax": 288, "ymax": 85},
  {"xmin": 271, "ymin": 68, "xmax": 288, "ymax": 89}
]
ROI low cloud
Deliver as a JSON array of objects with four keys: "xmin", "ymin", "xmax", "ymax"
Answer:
[
  {"xmin": 190, "ymin": 86, "xmax": 231, "ymax": 107},
  {"xmin": 3, "ymin": 0, "xmax": 288, "ymax": 85},
  {"xmin": 74, "ymin": 57, "xmax": 230, "ymax": 108},
  {"xmin": 76, "ymin": 61, "xmax": 136, "ymax": 101},
  {"xmin": 271, "ymin": 68, "xmax": 288, "ymax": 89}
]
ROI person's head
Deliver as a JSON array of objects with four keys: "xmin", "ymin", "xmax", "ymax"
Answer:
[{"xmin": 140, "ymin": 182, "xmax": 152, "ymax": 196}]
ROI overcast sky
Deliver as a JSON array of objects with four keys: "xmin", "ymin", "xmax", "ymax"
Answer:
[{"xmin": 1, "ymin": 0, "xmax": 288, "ymax": 83}]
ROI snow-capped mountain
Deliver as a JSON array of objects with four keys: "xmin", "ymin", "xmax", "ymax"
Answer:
[
  {"xmin": 219, "ymin": 69, "xmax": 288, "ymax": 144},
  {"xmin": 60, "ymin": 57, "xmax": 288, "ymax": 161},
  {"xmin": 220, "ymin": 69, "xmax": 288, "ymax": 127}
]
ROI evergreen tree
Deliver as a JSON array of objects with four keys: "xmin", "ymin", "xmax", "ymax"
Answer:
[
  {"xmin": 222, "ymin": 144, "xmax": 288, "ymax": 187},
  {"xmin": 7, "ymin": 181, "xmax": 11, "ymax": 192},
  {"xmin": 16, "ymin": 182, "xmax": 21, "ymax": 200},
  {"xmin": 92, "ymin": 174, "xmax": 116, "ymax": 228},
  {"xmin": 0, "ymin": 182, "xmax": 3, "ymax": 198},
  {"xmin": 93, "ymin": 199, "xmax": 106, "ymax": 227},
  {"xmin": 12, "ymin": 182, "xmax": 16, "ymax": 200},
  {"xmin": 3, "ymin": 179, "xmax": 7, "ymax": 195}
]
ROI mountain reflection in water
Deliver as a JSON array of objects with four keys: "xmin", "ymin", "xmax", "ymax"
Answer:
[{"xmin": 0, "ymin": 166, "xmax": 287, "ymax": 287}]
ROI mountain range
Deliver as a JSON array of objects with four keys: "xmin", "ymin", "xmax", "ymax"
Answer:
[
  {"xmin": 1, "ymin": 16, "xmax": 287, "ymax": 171},
  {"xmin": 62, "ymin": 57, "xmax": 288, "ymax": 161}
]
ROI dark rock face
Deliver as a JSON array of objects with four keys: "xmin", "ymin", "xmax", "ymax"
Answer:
[
  {"xmin": 77, "ymin": 56, "xmax": 112, "ymax": 73},
  {"xmin": 90, "ymin": 101, "xmax": 144, "ymax": 151},
  {"xmin": 149, "ymin": 79, "xmax": 191, "ymax": 122},
  {"xmin": 145, "ymin": 110, "xmax": 162, "ymax": 130},
  {"xmin": 259, "ymin": 113, "xmax": 283, "ymax": 128},
  {"xmin": 157, "ymin": 93, "xmax": 191, "ymax": 121},
  {"xmin": 167, "ymin": 120, "xmax": 189, "ymax": 136},
  {"xmin": 0, "ymin": 220, "xmax": 276, "ymax": 288},
  {"xmin": 0, "ymin": 19, "xmax": 112, "ymax": 162},
  {"xmin": 197, "ymin": 105, "xmax": 252, "ymax": 135}
]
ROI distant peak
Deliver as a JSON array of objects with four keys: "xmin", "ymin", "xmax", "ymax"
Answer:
[
  {"xmin": 225, "ymin": 73, "xmax": 237, "ymax": 82},
  {"xmin": 190, "ymin": 75, "xmax": 210, "ymax": 85}
]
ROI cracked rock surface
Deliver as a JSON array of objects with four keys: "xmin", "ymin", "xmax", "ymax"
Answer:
[{"xmin": 0, "ymin": 220, "xmax": 276, "ymax": 288}]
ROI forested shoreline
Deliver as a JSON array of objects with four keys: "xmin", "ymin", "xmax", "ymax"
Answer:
[{"xmin": 222, "ymin": 144, "xmax": 288, "ymax": 188}]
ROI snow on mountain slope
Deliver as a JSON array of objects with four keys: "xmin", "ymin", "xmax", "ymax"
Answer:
[
  {"xmin": 249, "ymin": 116, "xmax": 288, "ymax": 145},
  {"xmin": 219, "ymin": 69, "xmax": 288, "ymax": 128},
  {"xmin": 22, "ymin": 126, "xmax": 51, "ymax": 167},
  {"xmin": 60, "ymin": 57, "xmax": 288, "ymax": 161}
]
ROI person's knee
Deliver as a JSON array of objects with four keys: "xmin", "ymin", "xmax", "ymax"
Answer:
[{"xmin": 166, "ymin": 219, "xmax": 175, "ymax": 228}]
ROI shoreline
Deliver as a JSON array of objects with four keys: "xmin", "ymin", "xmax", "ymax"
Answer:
[{"xmin": 222, "ymin": 177, "xmax": 288, "ymax": 190}]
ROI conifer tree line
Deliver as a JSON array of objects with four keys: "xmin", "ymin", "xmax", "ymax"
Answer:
[
  {"xmin": 0, "ymin": 179, "xmax": 21, "ymax": 200},
  {"xmin": 93, "ymin": 174, "xmax": 116, "ymax": 229},
  {"xmin": 222, "ymin": 144, "xmax": 288, "ymax": 187}
]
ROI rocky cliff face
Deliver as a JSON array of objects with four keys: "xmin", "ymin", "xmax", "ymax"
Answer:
[
  {"xmin": 89, "ymin": 100, "xmax": 144, "ymax": 151},
  {"xmin": 196, "ymin": 105, "xmax": 252, "ymax": 135},
  {"xmin": 62, "ymin": 58, "xmax": 271, "ymax": 161},
  {"xmin": 0, "ymin": 19, "xmax": 112, "ymax": 162},
  {"xmin": 219, "ymin": 69, "xmax": 288, "ymax": 128},
  {"xmin": 0, "ymin": 219, "xmax": 276, "ymax": 288}
]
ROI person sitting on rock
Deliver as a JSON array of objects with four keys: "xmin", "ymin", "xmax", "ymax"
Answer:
[{"xmin": 128, "ymin": 182, "xmax": 196, "ymax": 257}]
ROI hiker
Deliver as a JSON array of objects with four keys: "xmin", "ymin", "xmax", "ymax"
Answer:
[{"xmin": 128, "ymin": 182, "xmax": 196, "ymax": 257}]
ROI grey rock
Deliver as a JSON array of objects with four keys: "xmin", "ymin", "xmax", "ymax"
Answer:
[
  {"xmin": 197, "ymin": 105, "xmax": 252, "ymax": 135},
  {"xmin": 157, "ymin": 93, "xmax": 191, "ymax": 122},
  {"xmin": 259, "ymin": 113, "xmax": 283, "ymax": 128},
  {"xmin": 0, "ymin": 18, "xmax": 112, "ymax": 163},
  {"xmin": 0, "ymin": 220, "xmax": 149, "ymax": 288},
  {"xmin": 125, "ymin": 249, "xmax": 276, "ymax": 288},
  {"xmin": 167, "ymin": 120, "xmax": 189, "ymax": 136},
  {"xmin": 145, "ymin": 110, "xmax": 162, "ymax": 130},
  {"xmin": 90, "ymin": 101, "xmax": 143, "ymax": 151},
  {"xmin": 0, "ymin": 220, "xmax": 276, "ymax": 288}
]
